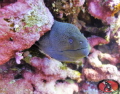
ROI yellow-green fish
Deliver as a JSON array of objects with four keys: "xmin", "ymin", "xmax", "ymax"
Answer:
[{"xmin": 38, "ymin": 21, "xmax": 91, "ymax": 62}]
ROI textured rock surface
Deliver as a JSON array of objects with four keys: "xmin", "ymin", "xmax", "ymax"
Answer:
[
  {"xmin": 1, "ymin": 0, "xmax": 120, "ymax": 94},
  {"xmin": 0, "ymin": 57, "xmax": 79, "ymax": 94},
  {"xmin": 87, "ymin": 0, "xmax": 120, "ymax": 23},
  {"xmin": 0, "ymin": 0, "xmax": 54, "ymax": 65}
]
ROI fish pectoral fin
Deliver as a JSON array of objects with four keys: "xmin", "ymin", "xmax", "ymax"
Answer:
[{"xmin": 39, "ymin": 50, "xmax": 51, "ymax": 58}]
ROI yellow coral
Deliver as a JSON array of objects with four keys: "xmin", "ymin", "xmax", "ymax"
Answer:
[
  {"xmin": 113, "ymin": 3, "xmax": 120, "ymax": 11},
  {"xmin": 111, "ymin": 3, "xmax": 120, "ymax": 16}
]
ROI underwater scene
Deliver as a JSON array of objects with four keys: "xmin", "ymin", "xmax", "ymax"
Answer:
[{"xmin": 0, "ymin": 0, "xmax": 120, "ymax": 94}]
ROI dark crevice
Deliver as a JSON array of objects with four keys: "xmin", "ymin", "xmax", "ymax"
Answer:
[
  {"xmin": 14, "ymin": 74, "xmax": 23, "ymax": 80},
  {"xmin": 16, "ymin": 62, "xmax": 35, "ymax": 72},
  {"xmin": 56, "ymin": 80, "xmax": 65, "ymax": 83},
  {"xmin": 4, "ymin": 18, "xmax": 10, "ymax": 22},
  {"xmin": 116, "ymin": 63, "xmax": 120, "ymax": 70},
  {"xmin": 31, "ymin": 83, "xmax": 36, "ymax": 92},
  {"xmin": 42, "ymin": 79, "xmax": 47, "ymax": 83},
  {"xmin": 9, "ymin": 37, "xmax": 13, "ymax": 41}
]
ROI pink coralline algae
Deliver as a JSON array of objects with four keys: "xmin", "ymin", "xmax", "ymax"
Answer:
[
  {"xmin": 1, "ymin": 0, "xmax": 120, "ymax": 93},
  {"xmin": 0, "ymin": 0, "xmax": 54, "ymax": 65},
  {"xmin": 28, "ymin": 57, "xmax": 79, "ymax": 94},
  {"xmin": 83, "ymin": 64, "xmax": 120, "ymax": 83},
  {"xmin": 87, "ymin": 0, "xmax": 120, "ymax": 23},
  {"xmin": 78, "ymin": 34, "xmax": 120, "ymax": 93},
  {"xmin": 87, "ymin": 35, "xmax": 109, "ymax": 52},
  {"xmin": 0, "ymin": 78, "xmax": 33, "ymax": 94},
  {"xmin": 81, "ymin": 82, "xmax": 98, "ymax": 93},
  {"xmin": 87, "ymin": 35, "xmax": 120, "ymax": 66},
  {"xmin": 0, "ymin": 57, "xmax": 79, "ymax": 94},
  {"xmin": 29, "ymin": 57, "xmax": 80, "ymax": 81}
]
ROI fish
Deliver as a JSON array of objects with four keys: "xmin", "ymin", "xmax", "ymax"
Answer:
[{"xmin": 38, "ymin": 21, "xmax": 91, "ymax": 62}]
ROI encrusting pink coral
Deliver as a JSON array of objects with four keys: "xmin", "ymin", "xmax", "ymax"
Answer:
[
  {"xmin": 81, "ymin": 82, "xmax": 98, "ymax": 93},
  {"xmin": 87, "ymin": 35, "xmax": 109, "ymax": 52},
  {"xmin": 99, "ymin": 53, "xmax": 120, "ymax": 65},
  {"xmin": 87, "ymin": 0, "xmax": 120, "ymax": 23},
  {"xmin": 81, "ymin": 36, "xmax": 120, "ymax": 88},
  {"xmin": 30, "ymin": 57, "xmax": 81, "ymax": 81},
  {"xmin": 0, "ymin": 78, "xmax": 33, "ymax": 94},
  {"xmin": 26, "ymin": 57, "xmax": 79, "ymax": 94},
  {"xmin": 83, "ymin": 64, "xmax": 120, "ymax": 83},
  {"xmin": 79, "ymin": 33, "xmax": 120, "ymax": 92},
  {"xmin": 87, "ymin": 35, "xmax": 120, "ymax": 65},
  {"xmin": 0, "ymin": 57, "xmax": 79, "ymax": 94},
  {"xmin": 1, "ymin": 0, "xmax": 120, "ymax": 93},
  {"xmin": 0, "ymin": 0, "xmax": 54, "ymax": 65}
]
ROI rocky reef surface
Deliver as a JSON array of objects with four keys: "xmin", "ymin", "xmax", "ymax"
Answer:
[
  {"xmin": 0, "ymin": 0, "xmax": 120, "ymax": 94},
  {"xmin": 0, "ymin": 0, "xmax": 54, "ymax": 64}
]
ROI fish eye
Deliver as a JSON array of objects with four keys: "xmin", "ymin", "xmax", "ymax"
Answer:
[
  {"xmin": 80, "ymin": 41, "xmax": 83, "ymax": 44},
  {"xmin": 69, "ymin": 38, "xmax": 73, "ymax": 44}
]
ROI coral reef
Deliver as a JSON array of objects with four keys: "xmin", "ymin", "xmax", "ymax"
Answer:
[
  {"xmin": 87, "ymin": 0, "xmax": 120, "ymax": 24},
  {"xmin": 0, "ymin": 0, "xmax": 54, "ymax": 64},
  {"xmin": 0, "ymin": 0, "xmax": 120, "ymax": 94},
  {"xmin": 0, "ymin": 57, "xmax": 79, "ymax": 94},
  {"xmin": 80, "ymin": 82, "xmax": 98, "ymax": 94}
]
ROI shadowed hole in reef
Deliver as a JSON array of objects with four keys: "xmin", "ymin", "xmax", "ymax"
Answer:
[
  {"xmin": 78, "ymin": 7, "xmax": 104, "ymax": 27},
  {"xmin": 0, "ymin": 0, "xmax": 3, "ymax": 3},
  {"xmin": 9, "ymin": 37, "xmax": 13, "ymax": 41},
  {"xmin": 116, "ymin": 63, "xmax": 120, "ymax": 70},
  {"xmin": 14, "ymin": 74, "xmax": 23, "ymax": 79},
  {"xmin": 114, "ymin": 12, "xmax": 119, "ymax": 18},
  {"xmin": 77, "ymin": 66, "xmax": 83, "ymax": 73},
  {"xmin": 16, "ymin": 61, "xmax": 35, "ymax": 72},
  {"xmin": 56, "ymin": 80, "xmax": 65, "ymax": 83},
  {"xmin": 96, "ymin": 39, "xmax": 119, "ymax": 54},
  {"xmin": 24, "ymin": 44, "xmax": 46, "ymax": 58},
  {"xmin": 73, "ymin": 91, "xmax": 79, "ymax": 94},
  {"xmin": 94, "ymin": 45, "xmax": 99, "ymax": 49},
  {"xmin": 41, "ymin": 79, "xmax": 47, "ymax": 83},
  {"xmin": 56, "ymin": 77, "xmax": 73, "ymax": 84},
  {"xmin": 89, "ymin": 16, "xmax": 104, "ymax": 28},
  {"xmin": 67, "ymin": 63, "xmax": 77, "ymax": 70},
  {"xmin": 31, "ymin": 84, "xmax": 36, "ymax": 91},
  {"xmin": 82, "ymin": 31, "xmax": 91, "ymax": 37}
]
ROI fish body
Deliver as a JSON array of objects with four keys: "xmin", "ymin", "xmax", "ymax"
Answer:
[{"xmin": 38, "ymin": 21, "xmax": 91, "ymax": 62}]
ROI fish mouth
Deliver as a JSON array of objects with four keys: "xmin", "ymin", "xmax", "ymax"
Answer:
[{"xmin": 60, "ymin": 47, "xmax": 89, "ymax": 52}]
